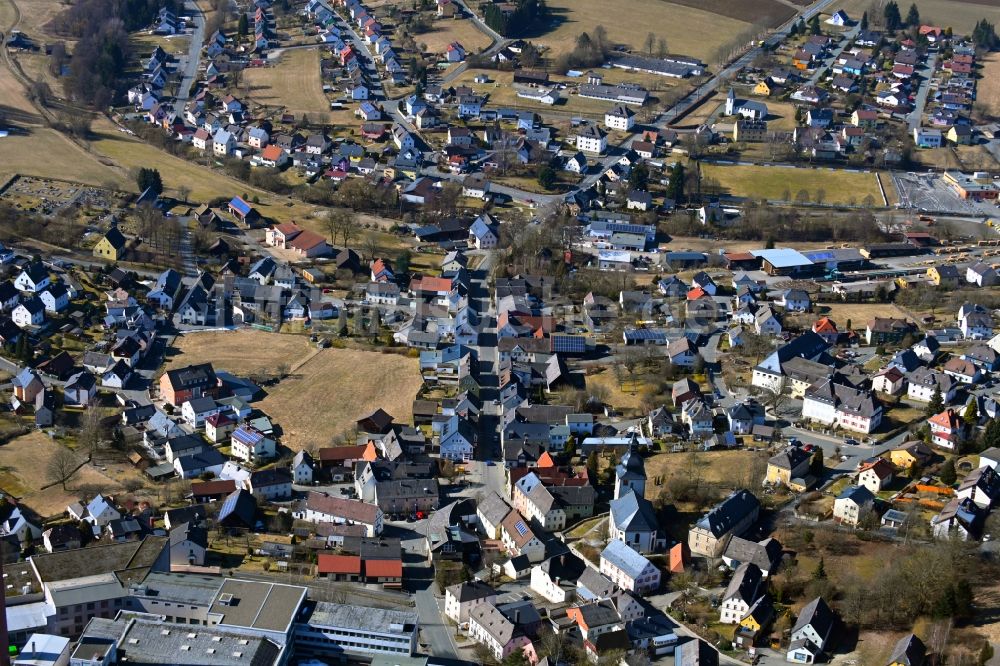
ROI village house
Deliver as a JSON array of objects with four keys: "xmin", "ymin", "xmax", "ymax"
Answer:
[
  {"xmin": 599, "ymin": 539, "xmax": 661, "ymax": 595},
  {"xmin": 688, "ymin": 490, "xmax": 760, "ymax": 558},
  {"xmin": 833, "ymin": 485, "xmax": 876, "ymax": 527},
  {"xmin": 857, "ymin": 458, "xmax": 894, "ymax": 494}
]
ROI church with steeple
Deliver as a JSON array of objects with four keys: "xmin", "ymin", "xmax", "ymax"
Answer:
[{"xmin": 614, "ymin": 438, "xmax": 647, "ymax": 500}]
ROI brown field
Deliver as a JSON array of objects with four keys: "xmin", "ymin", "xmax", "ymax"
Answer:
[
  {"xmin": 0, "ymin": 0, "xmax": 16, "ymax": 30},
  {"xmin": 763, "ymin": 100, "xmax": 798, "ymax": 131},
  {"xmin": 166, "ymin": 329, "xmax": 314, "ymax": 375},
  {"xmin": 0, "ymin": 126, "xmax": 125, "ymax": 188},
  {"xmin": 813, "ymin": 302, "xmax": 910, "ymax": 323},
  {"xmin": 585, "ymin": 368, "xmax": 646, "ymax": 410},
  {"xmin": 417, "ymin": 17, "xmax": 491, "ymax": 55},
  {"xmin": 7, "ymin": 0, "xmax": 67, "ymax": 40},
  {"xmin": 665, "ymin": 0, "xmax": 796, "ymax": 26},
  {"xmin": 980, "ymin": 53, "xmax": 1000, "ymax": 116},
  {"xmin": 838, "ymin": 0, "xmax": 1000, "ymax": 32},
  {"xmin": 13, "ymin": 51, "xmax": 61, "ymax": 92},
  {"xmin": 244, "ymin": 49, "xmax": 332, "ymax": 120},
  {"xmin": 539, "ymin": 0, "xmax": 751, "ymax": 63},
  {"xmin": 644, "ymin": 449, "xmax": 768, "ymax": 497},
  {"xmin": 0, "ymin": 431, "xmax": 144, "ymax": 517},
  {"xmin": 257, "ymin": 346, "xmax": 422, "ymax": 451}
]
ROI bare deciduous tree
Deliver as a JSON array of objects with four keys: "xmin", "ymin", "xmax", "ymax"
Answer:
[{"xmin": 47, "ymin": 446, "xmax": 80, "ymax": 491}]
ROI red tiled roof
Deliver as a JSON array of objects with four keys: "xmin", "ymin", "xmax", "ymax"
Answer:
[
  {"xmin": 318, "ymin": 554, "xmax": 362, "ymax": 574},
  {"xmin": 928, "ymin": 409, "xmax": 961, "ymax": 430},
  {"xmin": 812, "ymin": 317, "xmax": 837, "ymax": 334},
  {"xmin": 364, "ymin": 559, "xmax": 403, "ymax": 578},
  {"xmin": 261, "ymin": 144, "xmax": 284, "ymax": 161},
  {"xmin": 412, "ymin": 276, "xmax": 453, "ymax": 293}
]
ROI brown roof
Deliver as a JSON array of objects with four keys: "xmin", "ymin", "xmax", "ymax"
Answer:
[
  {"xmin": 287, "ymin": 229, "xmax": 327, "ymax": 251},
  {"xmin": 304, "ymin": 491, "xmax": 381, "ymax": 524},
  {"xmin": 191, "ymin": 479, "xmax": 237, "ymax": 496}
]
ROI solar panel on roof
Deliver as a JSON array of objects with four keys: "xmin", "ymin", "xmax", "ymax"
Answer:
[
  {"xmin": 552, "ymin": 336, "xmax": 585, "ymax": 353},
  {"xmin": 514, "ymin": 520, "xmax": 528, "ymax": 536}
]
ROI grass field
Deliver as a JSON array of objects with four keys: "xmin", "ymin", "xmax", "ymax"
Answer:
[
  {"xmin": 418, "ymin": 17, "xmax": 491, "ymax": 55},
  {"xmin": 838, "ymin": 0, "xmax": 1000, "ymax": 33},
  {"xmin": 89, "ymin": 116, "xmax": 325, "ymax": 222},
  {"xmin": 166, "ymin": 329, "xmax": 315, "ymax": 375},
  {"xmin": 244, "ymin": 49, "xmax": 332, "ymax": 120},
  {"xmin": 257, "ymin": 346, "xmax": 422, "ymax": 451},
  {"xmin": 538, "ymin": 0, "xmax": 751, "ymax": 63},
  {"xmin": 700, "ymin": 163, "xmax": 887, "ymax": 206}
]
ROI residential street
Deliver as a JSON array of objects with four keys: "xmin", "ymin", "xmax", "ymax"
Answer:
[
  {"xmin": 906, "ymin": 53, "xmax": 938, "ymax": 130},
  {"xmin": 172, "ymin": 0, "xmax": 206, "ymax": 116}
]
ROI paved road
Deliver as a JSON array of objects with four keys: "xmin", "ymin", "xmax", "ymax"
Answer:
[
  {"xmin": 413, "ymin": 586, "xmax": 459, "ymax": 660},
  {"xmin": 906, "ymin": 53, "xmax": 937, "ymax": 131},
  {"xmin": 172, "ymin": 0, "xmax": 206, "ymax": 116},
  {"xmin": 808, "ymin": 22, "xmax": 861, "ymax": 85}
]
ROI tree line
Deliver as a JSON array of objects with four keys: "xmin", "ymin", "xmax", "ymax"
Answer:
[
  {"xmin": 482, "ymin": 0, "xmax": 546, "ymax": 37},
  {"xmin": 53, "ymin": 0, "xmax": 174, "ymax": 108}
]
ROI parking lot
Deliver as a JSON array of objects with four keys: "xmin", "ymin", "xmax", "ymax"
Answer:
[{"xmin": 892, "ymin": 171, "xmax": 997, "ymax": 216}]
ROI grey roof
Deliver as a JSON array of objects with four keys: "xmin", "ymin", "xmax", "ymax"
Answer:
[
  {"xmin": 78, "ymin": 616, "xmax": 282, "ymax": 665},
  {"xmin": 574, "ymin": 599, "xmax": 621, "ymax": 628},
  {"xmin": 722, "ymin": 562, "xmax": 763, "ymax": 605},
  {"xmin": 209, "ymin": 578, "xmax": 306, "ymax": 634},
  {"xmin": 768, "ymin": 446, "xmax": 811, "ymax": 471},
  {"xmin": 306, "ymin": 601, "xmax": 417, "ymax": 633},
  {"xmin": 477, "ymin": 491, "xmax": 512, "ymax": 526},
  {"xmin": 600, "ymin": 539, "xmax": 653, "ymax": 580},
  {"xmin": 470, "ymin": 603, "xmax": 518, "ymax": 645},
  {"xmin": 616, "ymin": 449, "xmax": 646, "ymax": 481},
  {"xmin": 168, "ymin": 522, "xmax": 207, "ymax": 549},
  {"xmin": 887, "ymin": 633, "xmax": 926, "ymax": 666},
  {"xmin": 792, "ymin": 596, "xmax": 835, "ymax": 641},
  {"xmin": 578, "ymin": 567, "xmax": 615, "ymax": 598},
  {"xmin": 836, "ymin": 484, "xmax": 875, "ymax": 506},
  {"xmin": 30, "ymin": 535, "xmax": 167, "ymax": 584},
  {"xmin": 447, "ymin": 580, "xmax": 496, "ymax": 603},
  {"xmin": 609, "ymin": 488, "xmax": 659, "ymax": 533},
  {"xmin": 723, "ymin": 536, "xmax": 782, "ymax": 572},
  {"xmin": 695, "ymin": 490, "xmax": 760, "ymax": 537}
]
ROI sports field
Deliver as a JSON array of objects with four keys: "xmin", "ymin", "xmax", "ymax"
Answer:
[{"xmin": 700, "ymin": 163, "xmax": 888, "ymax": 206}]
